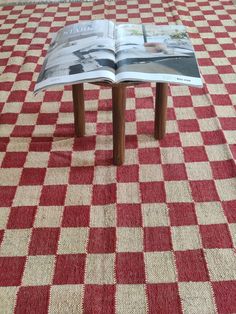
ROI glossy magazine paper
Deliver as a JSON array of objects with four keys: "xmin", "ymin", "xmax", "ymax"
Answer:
[{"xmin": 35, "ymin": 20, "xmax": 202, "ymax": 93}]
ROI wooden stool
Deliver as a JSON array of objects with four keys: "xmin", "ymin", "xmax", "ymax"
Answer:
[{"xmin": 72, "ymin": 82, "xmax": 168, "ymax": 165}]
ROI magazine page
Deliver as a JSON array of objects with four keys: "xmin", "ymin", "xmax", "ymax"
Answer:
[
  {"xmin": 115, "ymin": 24, "xmax": 202, "ymax": 87},
  {"xmin": 35, "ymin": 20, "xmax": 116, "ymax": 93}
]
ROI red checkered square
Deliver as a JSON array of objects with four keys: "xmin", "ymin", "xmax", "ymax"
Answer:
[
  {"xmin": 73, "ymin": 136, "xmax": 96, "ymax": 151},
  {"xmin": 53, "ymin": 254, "xmax": 86, "ymax": 284},
  {"xmin": 117, "ymin": 204, "xmax": 142, "ymax": 227},
  {"xmin": 137, "ymin": 121, "xmax": 154, "ymax": 135},
  {"xmin": 190, "ymin": 180, "xmax": 220, "ymax": 202},
  {"xmin": 83, "ymin": 285, "xmax": 115, "ymax": 314},
  {"xmin": 163, "ymin": 164, "xmax": 187, "ymax": 181},
  {"xmin": 169, "ymin": 203, "xmax": 197, "ymax": 226},
  {"xmin": 178, "ymin": 119, "xmax": 200, "ymax": 132},
  {"xmin": 0, "ymin": 186, "xmax": 17, "ymax": 207},
  {"xmin": 116, "ymin": 253, "xmax": 146, "ymax": 284},
  {"xmin": 92, "ymin": 184, "xmax": 116, "ymax": 205},
  {"xmin": 7, "ymin": 206, "xmax": 36, "ymax": 229},
  {"xmin": 220, "ymin": 117, "xmax": 236, "ymax": 130},
  {"xmin": 117, "ymin": 165, "xmax": 139, "ymax": 182},
  {"xmin": 11, "ymin": 126, "xmax": 34, "ymax": 137},
  {"xmin": 1, "ymin": 113, "xmax": 18, "ymax": 124},
  {"xmin": 15, "ymin": 286, "xmax": 50, "ymax": 314},
  {"xmin": 144, "ymin": 227, "xmax": 172, "ymax": 251},
  {"xmin": 125, "ymin": 135, "xmax": 138, "ymax": 149},
  {"xmin": 7, "ymin": 90, "xmax": 26, "ymax": 102},
  {"xmin": 39, "ymin": 185, "xmax": 67, "ymax": 206},
  {"xmin": 29, "ymin": 228, "xmax": 60, "ymax": 255},
  {"xmin": 223, "ymin": 201, "xmax": 236, "ymax": 223},
  {"xmin": 202, "ymin": 130, "xmax": 226, "ymax": 145},
  {"xmin": 211, "ymin": 94, "xmax": 232, "ymax": 106},
  {"xmin": 139, "ymin": 148, "xmax": 161, "ymax": 164},
  {"xmin": 95, "ymin": 150, "xmax": 113, "ymax": 166},
  {"xmin": 54, "ymin": 124, "xmax": 74, "ymax": 137},
  {"xmin": 211, "ymin": 159, "xmax": 236, "ymax": 179},
  {"xmin": 0, "ymin": 257, "xmax": 26, "ymax": 286},
  {"xmin": 200, "ymin": 224, "xmax": 233, "ymax": 248},
  {"xmin": 140, "ymin": 182, "xmax": 166, "ymax": 203},
  {"xmin": 62, "ymin": 206, "xmax": 90, "ymax": 227},
  {"xmin": 36, "ymin": 113, "xmax": 58, "ymax": 125},
  {"xmin": 48, "ymin": 151, "xmax": 72, "ymax": 167},
  {"xmin": 194, "ymin": 106, "xmax": 216, "ymax": 119},
  {"xmin": 183, "ymin": 146, "xmax": 208, "ymax": 162},
  {"xmin": 1, "ymin": 152, "xmax": 27, "ymax": 168},
  {"xmin": 29, "ymin": 139, "xmax": 52, "ymax": 152},
  {"xmin": 175, "ymin": 250, "xmax": 209, "ymax": 282},
  {"xmin": 21, "ymin": 102, "xmax": 41, "ymax": 113},
  {"xmin": 97, "ymin": 123, "xmax": 112, "ymax": 135},
  {"xmin": 19, "ymin": 168, "xmax": 46, "ymax": 185},
  {"xmin": 0, "ymin": 230, "xmax": 4, "ymax": 246},
  {"xmin": 69, "ymin": 166, "xmax": 94, "ymax": 184},
  {"xmin": 212, "ymin": 281, "xmax": 236, "ymax": 314},
  {"xmin": 173, "ymin": 95, "xmax": 193, "ymax": 107},
  {"xmin": 160, "ymin": 133, "xmax": 182, "ymax": 148},
  {"xmin": 147, "ymin": 283, "xmax": 182, "ymax": 314},
  {"xmin": 87, "ymin": 228, "xmax": 116, "ymax": 253}
]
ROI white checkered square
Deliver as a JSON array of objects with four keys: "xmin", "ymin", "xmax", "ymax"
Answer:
[
  {"xmin": 57, "ymin": 227, "xmax": 88, "ymax": 254},
  {"xmin": 0, "ymin": 169, "xmax": 22, "ymax": 186},
  {"xmin": 117, "ymin": 183, "xmax": 140, "ymax": 204},
  {"xmin": 171, "ymin": 226, "xmax": 202, "ymax": 251},
  {"xmin": 161, "ymin": 147, "xmax": 184, "ymax": 164},
  {"xmin": 204, "ymin": 249, "xmax": 236, "ymax": 281},
  {"xmin": 165, "ymin": 181, "xmax": 192, "ymax": 203},
  {"xmin": 90, "ymin": 205, "xmax": 116, "ymax": 227},
  {"xmin": 44, "ymin": 168, "xmax": 69, "ymax": 185},
  {"xmin": 49, "ymin": 285, "xmax": 84, "ymax": 314},
  {"xmin": 0, "ymin": 229, "xmax": 31, "ymax": 257},
  {"xmin": 178, "ymin": 282, "xmax": 216, "ymax": 314},
  {"xmin": 85, "ymin": 253, "xmax": 115, "ymax": 284},
  {"xmin": 0, "ymin": 287, "xmax": 18, "ymax": 314},
  {"xmin": 139, "ymin": 165, "xmax": 163, "ymax": 182},
  {"xmin": 34, "ymin": 206, "xmax": 63, "ymax": 228},
  {"xmin": 142, "ymin": 204, "xmax": 169, "ymax": 227},
  {"xmin": 195, "ymin": 202, "xmax": 227, "ymax": 225},
  {"xmin": 145, "ymin": 252, "xmax": 177, "ymax": 283},
  {"xmin": 186, "ymin": 162, "xmax": 213, "ymax": 180},
  {"xmin": 215, "ymin": 178, "xmax": 236, "ymax": 201},
  {"xmin": 13, "ymin": 186, "xmax": 42, "ymax": 207},
  {"xmin": 65, "ymin": 185, "xmax": 92, "ymax": 205},
  {"xmin": 22, "ymin": 255, "xmax": 55, "ymax": 286},
  {"xmin": 116, "ymin": 285, "xmax": 147, "ymax": 314},
  {"xmin": 117, "ymin": 228, "xmax": 143, "ymax": 252}
]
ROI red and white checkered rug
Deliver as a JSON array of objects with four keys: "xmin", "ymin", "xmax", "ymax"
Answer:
[
  {"xmin": 0, "ymin": 0, "xmax": 84, "ymax": 7},
  {"xmin": 0, "ymin": 0, "xmax": 236, "ymax": 313}
]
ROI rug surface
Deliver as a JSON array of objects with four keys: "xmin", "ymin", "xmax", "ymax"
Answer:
[
  {"xmin": 0, "ymin": 0, "xmax": 87, "ymax": 7},
  {"xmin": 0, "ymin": 0, "xmax": 236, "ymax": 313}
]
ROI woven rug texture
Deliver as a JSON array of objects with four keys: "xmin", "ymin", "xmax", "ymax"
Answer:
[
  {"xmin": 0, "ymin": 0, "xmax": 236, "ymax": 313},
  {"xmin": 0, "ymin": 0, "xmax": 89, "ymax": 7}
]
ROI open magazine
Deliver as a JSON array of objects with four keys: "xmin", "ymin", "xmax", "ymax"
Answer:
[{"xmin": 34, "ymin": 20, "xmax": 202, "ymax": 93}]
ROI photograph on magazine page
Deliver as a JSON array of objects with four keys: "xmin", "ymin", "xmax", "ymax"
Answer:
[
  {"xmin": 36, "ymin": 20, "xmax": 116, "ymax": 90},
  {"xmin": 115, "ymin": 24, "xmax": 201, "ymax": 79}
]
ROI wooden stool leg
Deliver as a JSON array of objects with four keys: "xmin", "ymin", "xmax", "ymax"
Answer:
[
  {"xmin": 154, "ymin": 83, "xmax": 168, "ymax": 139},
  {"xmin": 112, "ymin": 85, "xmax": 126, "ymax": 165},
  {"xmin": 72, "ymin": 83, "xmax": 85, "ymax": 137}
]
